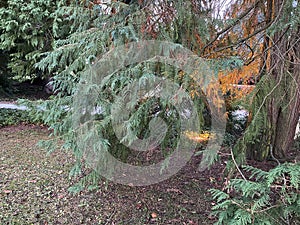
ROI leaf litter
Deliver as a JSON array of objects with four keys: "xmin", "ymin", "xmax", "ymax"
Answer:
[{"xmin": 0, "ymin": 124, "xmax": 223, "ymax": 224}]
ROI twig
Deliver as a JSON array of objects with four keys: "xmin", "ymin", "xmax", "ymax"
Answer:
[
  {"xmin": 230, "ymin": 148, "xmax": 247, "ymax": 181},
  {"xmin": 104, "ymin": 207, "xmax": 116, "ymax": 225},
  {"xmin": 269, "ymin": 144, "xmax": 280, "ymax": 165}
]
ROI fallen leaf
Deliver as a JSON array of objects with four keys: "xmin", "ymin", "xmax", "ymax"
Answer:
[
  {"xmin": 151, "ymin": 212, "xmax": 157, "ymax": 218},
  {"xmin": 28, "ymin": 180, "xmax": 37, "ymax": 183},
  {"xmin": 166, "ymin": 188, "xmax": 183, "ymax": 194},
  {"xmin": 58, "ymin": 194, "xmax": 64, "ymax": 199},
  {"xmin": 136, "ymin": 203, "xmax": 142, "ymax": 209}
]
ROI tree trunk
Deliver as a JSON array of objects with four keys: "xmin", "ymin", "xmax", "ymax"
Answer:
[
  {"xmin": 234, "ymin": 1, "xmax": 300, "ymax": 162},
  {"xmin": 270, "ymin": 25, "xmax": 300, "ymax": 159}
]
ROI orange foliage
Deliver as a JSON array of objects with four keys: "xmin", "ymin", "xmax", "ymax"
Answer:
[
  {"xmin": 193, "ymin": 0, "xmax": 265, "ymax": 103},
  {"xmin": 185, "ymin": 131, "xmax": 215, "ymax": 143},
  {"xmin": 218, "ymin": 59, "xmax": 260, "ymax": 100}
]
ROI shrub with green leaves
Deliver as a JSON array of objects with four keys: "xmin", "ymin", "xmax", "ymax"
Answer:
[
  {"xmin": 210, "ymin": 163, "xmax": 300, "ymax": 225},
  {"xmin": 0, "ymin": 108, "xmax": 42, "ymax": 126}
]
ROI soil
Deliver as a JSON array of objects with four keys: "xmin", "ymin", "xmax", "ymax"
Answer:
[
  {"xmin": 1, "ymin": 124, "xmax": 299, "ymax": 224},
  {"xmin": 0, "ymin": 124, "xmax": 227, "ymax": 225}
]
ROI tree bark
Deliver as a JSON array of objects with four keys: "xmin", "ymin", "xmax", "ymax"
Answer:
[
  {"xmin": 270, "ymin": 28, "xmax": 300, "ymax": 159},
  {"xmin": 235, "ymin": 0, "xmax": 300, "ymax": 161}
]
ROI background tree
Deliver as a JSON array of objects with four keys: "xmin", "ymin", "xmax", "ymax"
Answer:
[
  {"xmin": 0, "ymin": 0, "xmax": 57, "ymax": 81},
  {"xmin": 232, "ymin": 0, "xmax": 300, "ymax": 161},
  {"xmin": 197, "ymin": 0, "xmax": 299, "ymax": 162}
]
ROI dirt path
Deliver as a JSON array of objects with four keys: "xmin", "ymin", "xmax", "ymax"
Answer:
[{"xmin": 0, "ymin": 125, "xmax": 219, "ymax": 224}]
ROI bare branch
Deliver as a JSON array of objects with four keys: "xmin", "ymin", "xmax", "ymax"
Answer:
[{"xmin": 201, "ymin": 0, "xmax": 260, "ymax": 54}]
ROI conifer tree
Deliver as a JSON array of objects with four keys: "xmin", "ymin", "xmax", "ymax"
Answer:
[
  {"xmin": 232, "ymin": 0, "xmax": 300, "ymax": 161},
  {"xmin": 0, "ymin": 0, "xmax": 57, "ymax": 81}
]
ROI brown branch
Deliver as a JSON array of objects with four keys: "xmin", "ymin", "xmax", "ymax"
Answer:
[
  {"xmin": 244, "ymin": 26, "xmax": 290, "ymax": 67},
  {"xmin": 203, "ymin": 0, "xmax": 288, "ymax": 58},
  {"xmin": 201, "ymin": 0, "xmax": 261, "ymax": 55},
  {"xmin": 243, "ymin": 41, "xmax": 255, "ymax": 62},
  {"xmin": 204, "ymin": 21, "xmax": 276, "ymax": 58}
]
